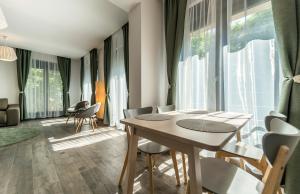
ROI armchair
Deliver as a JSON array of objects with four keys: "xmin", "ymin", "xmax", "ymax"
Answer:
[{"xmin": 0, "ymin": 98, "xmax": 20, "ymax": 126}]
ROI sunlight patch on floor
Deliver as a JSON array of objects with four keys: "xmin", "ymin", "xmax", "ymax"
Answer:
[
  {"xmin": 49, "ymin": 128, "xmax": 125, "ymax": 151},
  {"xmin": 40, "ymin": 118, "xmax": 67, "ymax": 126}
]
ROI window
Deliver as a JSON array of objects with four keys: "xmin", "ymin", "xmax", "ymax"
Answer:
[
  {"xmin": 177, "ymin": 0, "xmax": 281, "ymax": 145},
  {"xmin": 25, "ymin": 52, "xmax": 63, "ymax": 119}
]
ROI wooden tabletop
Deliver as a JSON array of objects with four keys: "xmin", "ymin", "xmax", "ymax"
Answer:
[{"xmin": 120, "ymin": 111, "xmax": 252, "ymax": 151}]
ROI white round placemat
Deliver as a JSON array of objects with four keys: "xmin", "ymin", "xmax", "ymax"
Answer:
[{"xmin": 176, "ymin": 119, "xmax": 237, "ymax": 133}]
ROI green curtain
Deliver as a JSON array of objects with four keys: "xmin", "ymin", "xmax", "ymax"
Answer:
[
  {"xmin": 90, "ymin": 48, "xmax": 98, "ymax": 105},
  {"xmin": 271, "ymin": 0, "xmax": 300, "ymax": 193},
  {"xmin": 164, "ymin": 0, "xmax": 187, "ymax": 105},
  {"xmin": 122, "ymin": 23, "xmax": 129, "ymax": 108},
  {"xmin": 80, "ymin": 57, "xmax": 84, "ymax": 100},
  {"xmin": 16, "ymin": 49, "xmax": 31, "ymax": 120},
  {"xmin": 103, "ymin": 37, "xmax": 112, "ymax": 125},
  {"xmin": 57, "ymin": 57, "xmax": 71, "ymax": 115}
]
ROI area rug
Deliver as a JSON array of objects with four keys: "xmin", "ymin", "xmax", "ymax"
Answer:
[{"xmin": 0, "ymin": 127, "xmax": 40, "ymax": 147}]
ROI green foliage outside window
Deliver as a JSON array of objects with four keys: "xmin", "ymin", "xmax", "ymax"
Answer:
[{"xmin": 190, "ymin": 8, "xmax": 275, "ymax": 58}]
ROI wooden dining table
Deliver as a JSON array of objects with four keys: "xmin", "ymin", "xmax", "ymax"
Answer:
[{"xmin": 120, "ymin": 111, "xmax": 252, "ymax": 194}]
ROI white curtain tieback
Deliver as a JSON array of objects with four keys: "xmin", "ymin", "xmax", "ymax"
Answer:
[
  {"xmin": 293, "ymin": 75, "xmax": 300, "ymax": 83},
  {"xmin": 19, "ymin": 91, "xmax": 24, "ymax": 94}
]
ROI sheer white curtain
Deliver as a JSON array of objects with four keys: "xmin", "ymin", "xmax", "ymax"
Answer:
[
  {"xmin": 25, "ymin": 52, "xmax": 63, "ymax": 119},
  {"xmin": 82, "ymin": 54, "xmax": 92, "ymax": 104},
  {"xmin": 224, "ymin": 0, "xmax": 281, "ymax": 144},
  {"xmin": 109, "ymin": 29, "xmax": 128, "ymax": 129},
  {"xmin": 177, "ymin": 0, "xmax": 281, "ymax": 145},
  {"xmin": 177, "ymin": 0, "xmax": 217, "ymax": 111}
]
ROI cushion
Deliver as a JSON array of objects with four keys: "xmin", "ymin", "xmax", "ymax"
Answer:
[
  {"xmin": 0, "ymin": 98, "xmax": 8, "ymax": 110},
  {"xmin": 67, "ymin": 107, "xmax": 76, "ymax": 113},
  {"xmin": 7, "ymin": 105, "xmax": 20, "ymax": 126},
  {"xmin": 0, "ymin": 111, "xmax": 7, "ymax": 124}
]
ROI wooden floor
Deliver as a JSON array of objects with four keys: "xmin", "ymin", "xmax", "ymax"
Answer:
[{"xmin": 0, "ymin": 118, "xmax": 188, "ymax": 194}]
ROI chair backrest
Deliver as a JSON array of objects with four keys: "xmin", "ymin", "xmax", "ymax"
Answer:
[
  {"xmin": 263, "ymin": 119, "xmax": 300, "ymax": 165},
  {"xmin": 264, "ymin": 111, "xmax": 287, "ymax": 131},
  {"xmin": 93, "ymin": 103, "xmax": 101, "ymax": 114},
  {"xmin": 157, "ymin": 105, "xmax": 175, "ymax": 113},
  {"xmin": 262, "ymin": 119, "xmax": 300, "ymax": 194},
  {"xmin": 76, "ymin": 103, "xmax": 100, "ymax": 118},
  {"xmin": 0, "ymin": 98, "xmax": 8, "ymax": 110},
  {"xmin": 123, "ymin": 106, "xmax": 153, "ymax": 119},
  {"xmin": 74, "ymin": 101, "xmax": 89, "ymax": 111}
]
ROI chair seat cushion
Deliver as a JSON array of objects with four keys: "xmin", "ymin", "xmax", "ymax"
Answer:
[
  {"xmin": 201, "ymin": 158, "xmax": 264, "ymax": 194},
  {"xmin": 138, "ymin": 140, "xmax": 170, "ymax": 154},
  {"xmin": 222, "ymin": 141, "xmax": 264, "ymax": 161},
  {"xmin": 67, "ymin": 107, "xmax": 76, "ymax": 113}
]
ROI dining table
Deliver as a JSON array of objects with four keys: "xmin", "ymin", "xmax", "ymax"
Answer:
[{"xmin": 120, "ymin": 111, "xmax": 252, "ymax": 194}]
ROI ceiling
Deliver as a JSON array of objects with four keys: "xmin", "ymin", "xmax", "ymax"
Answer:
[
  {"xmin": 0, "ymin": 0, "xmax": 129, "ymax": 58},
  {"xmin": 108, "ymin": 0, "xmax": 140, "ymax": 12}
]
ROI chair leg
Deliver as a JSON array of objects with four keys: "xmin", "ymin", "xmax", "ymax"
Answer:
[
  {"xmin": 89, "ymin": 118, "xmax": 94, "ymax": 130},
  {"xmin": 118, "ymin": 150, "xmax": 128, "ymax": 186},
  {"xmin": 147, "ymin": 154, "xmax": 154, "ymax": 194},
  {"xmin": 93, "ymin": 120, "xmax": 96, "ymax": 132},
  {"xmin": 66, "ymin": 114, "xmax": 71, "ymax": 124},
  {"xmin": 170, "ymin": 150, "xmax": 181, "ymax": 186},
  {"xmin": 93, "ymin": 118, "xmax": 98, "ymax": 128},
  {"xmin": 91, "ymin": 119, "xmax": 95, "ymax": 131},
  {"xmin": 185, "ymin": 179, "xmax": 190, "ymax": 194},
  {"xmin": 182, "ymin": 153, "xmax": 188, "ymax": 184},
  {"xmin": 76, "ymin": 119, "xmax": 83, "ymax": 133}
]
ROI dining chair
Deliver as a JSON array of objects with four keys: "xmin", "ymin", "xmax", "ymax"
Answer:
[
  {"xmin": 118, "ymin": 106, "xmax": 182, "ymax": 194},
  {"xmin": 66, "ymin": 101, "xmax": 89, "ymax": 125},
  {"xmin": 157, "ymin": 104, "xmax": 188, "ymax": 184},
  {"xmin": 157, "ymin": 104, "xmax": 176, "ymax": 113},
  {"xmin": 74, "ymin": 103, "xmax": 101, "ymax": 133},
  {"xmin": 186, "ymin": 118, "xmax": 300, "ymax": 194},
  {"xmin": 216, "ymin": 111, "xmax": 287, "ymax": 176}
]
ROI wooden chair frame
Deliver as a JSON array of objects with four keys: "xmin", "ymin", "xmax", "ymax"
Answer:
[{"xmin": 74, "ymin": 116, "xmax": 98, "ymax": 133}]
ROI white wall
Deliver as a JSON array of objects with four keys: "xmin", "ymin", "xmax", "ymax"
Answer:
[
  {"xmin": 0, "ymin": 58, "xmax": 81, "ymax": 106},
  {"xmin": 141, "ymin": 0, "xmax": 163, "ymax": 107},
  {"xmin": 70, "ymin": 59, "xmax": 81, "ymax": 105},
  {"xmin": 128, "ymin": 4, "xmax": 142, "ymax": 108},
  {"xmin": 0, "ymin": 60, "xmax": 19, "ymax": 104},
  {"xmin": 128, "ymin": 0, "xmax": 164, "ymax": 108}
]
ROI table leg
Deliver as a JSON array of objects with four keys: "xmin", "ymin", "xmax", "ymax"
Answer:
[
  {"xmin": 122, "ymin": 127, "xmax": 138, "ymax": 194},
  {"xmin": 187, "ymin": 147, "xmax": 202, "ymax": 194}
]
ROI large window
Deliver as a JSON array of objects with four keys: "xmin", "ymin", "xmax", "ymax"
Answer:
[
  {"xmin": 25, "ymin": 52, "xmax": 63, "ymax": 119},
  {"xmin": 177, "ymin": 0, "xmax": 281, "ymax": 144}
]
